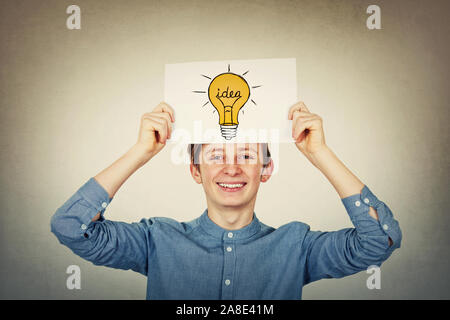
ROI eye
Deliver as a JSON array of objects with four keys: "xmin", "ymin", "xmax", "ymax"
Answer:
[
  {"xmin": 238, "ymin": 154, "xmax": 255, "ymax": 160},
  {"xmin": 210, "ymin": 154, "xmax": 223, "ymax": 160}
]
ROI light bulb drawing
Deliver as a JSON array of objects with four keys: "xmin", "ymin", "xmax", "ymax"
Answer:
[{"xmin": 193, "ymin": 64, "xmax": 261, "ymax": 140}]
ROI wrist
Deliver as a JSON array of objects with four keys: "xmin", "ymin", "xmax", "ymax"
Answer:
[
  {"xmin": 305, "ymin": 145, "xmax": 332, "ymax": 168},
  {"xmin": 129, "ymin": 143, "xmax": 155, "ymax": 168}
]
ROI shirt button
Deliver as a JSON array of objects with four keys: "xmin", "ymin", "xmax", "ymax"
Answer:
[
  {"xmin": 81, "ymin": 224, "xmax": 87, "ymax": 230},
  {"xmin": 383, "ymin": 224, "xmax": 389, "ymax": 230},
  {"xmin": 225, "ymin": 279, "xmax": 231, "ymax": 286},
  {"xmin": 355, "ymin": 201, "xmax": 361, "ymax": 207},
  {"xmin": 101, "ymin": 202, "xmax": 108, "ymax": 208},
  {"xmin": 226, "ymin": 246, "xmax": 232, "ymax": 252},
  {"xmin": 364, "ymin": 198, "xmax": 370, "ymax": 204},
  {"xmin": 227, "ymin": 232, "xmax": 233, "ymax": 238}
]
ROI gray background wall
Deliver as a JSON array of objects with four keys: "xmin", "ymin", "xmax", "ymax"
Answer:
[{"xmin": 0, "ymin": 0, "xmax": 448, "ymax": 299}]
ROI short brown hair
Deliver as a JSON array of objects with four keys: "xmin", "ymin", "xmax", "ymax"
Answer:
[{"xmin": 188, "ymin": 143, "xmax": 272, "ymax": 171}]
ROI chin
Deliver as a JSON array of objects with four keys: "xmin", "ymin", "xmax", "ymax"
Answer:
[{"xmin": 219, "ymin": 200, "xmax": 247, "ymax": 208}]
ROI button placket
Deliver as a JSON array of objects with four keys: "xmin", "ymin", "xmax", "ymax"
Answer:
[
  {"xmin": 221, "ymin": 234, "xmax": 236, "ymax": 299},
  {"xmin": 361, "ymin": 192, "xmax": 392, "ymax": 238}
]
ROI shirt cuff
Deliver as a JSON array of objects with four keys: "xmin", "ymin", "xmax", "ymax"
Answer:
[
  {"xmin": 341, "ymin": 185, "xmax": 402, "ymax": 250},
  {"xmin": 78, "ymin": 177, "xmax": 113, "ymax": 225}
]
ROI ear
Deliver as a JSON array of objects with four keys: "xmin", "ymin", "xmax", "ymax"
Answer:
[
  {"xmin": 190, "ymin": 163, "xmax": 202, "ymax": 184},
  {"xmin": 260, "ymin": 159, "xmax": 274, "ymax": 183}
]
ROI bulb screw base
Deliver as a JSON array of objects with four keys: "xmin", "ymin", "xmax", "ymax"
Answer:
[{"xmin": 220, "ymin": 125, "xmax": 238, "ymax": 140}]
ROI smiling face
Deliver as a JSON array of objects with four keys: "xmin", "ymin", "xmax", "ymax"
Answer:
[{"xmin": 190, "ymin": 143, "xmax": 273, "ymax": 212}]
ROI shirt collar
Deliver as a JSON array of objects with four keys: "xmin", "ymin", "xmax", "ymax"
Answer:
[{"xmin": 199, "ymin": 208, "xmax": 261, "ymax": 241}]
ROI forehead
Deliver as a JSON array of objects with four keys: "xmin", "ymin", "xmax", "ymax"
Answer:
[{"xmin": 202, "ymin": 143, "xmax": 259, "ymax": 153}]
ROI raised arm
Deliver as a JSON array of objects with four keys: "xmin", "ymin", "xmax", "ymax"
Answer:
[
  {"xmin": 91, "ymin": 102, "xmax": 175, "ymax": 220},
  {"xmin": 289, "ymin": 101, "xmax": 393, "ymax": 243},
  {"xmin": 50, "ymin": 102, "xmax": 175, "ymax": 274},
  {"xmin": 288, "ymin": 101, "xmax": 402, "ymax": 283}
]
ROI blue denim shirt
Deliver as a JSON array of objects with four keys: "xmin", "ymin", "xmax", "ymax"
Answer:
[{"xmin": 51, "ymin": 178, "xmax": 401, "ymax": 299}]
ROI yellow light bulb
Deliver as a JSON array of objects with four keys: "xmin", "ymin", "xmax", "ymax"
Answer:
[{"xmin": 208, "ymin": 73, "xmax": 250, "ymax": 140}]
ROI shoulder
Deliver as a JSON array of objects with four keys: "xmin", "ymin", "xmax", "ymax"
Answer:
[
  {"xmin": 259, "ymin": 219, "xmax": 311, "ymax": 238},
  {"xmin": 277, "ymin": 220, "xmax": 311, "ymax": 232},
  {"xmin": 138, "ymin": 216, "xmax": 200, "ymax": 234}
]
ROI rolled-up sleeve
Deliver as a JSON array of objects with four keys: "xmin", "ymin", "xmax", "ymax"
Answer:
[
  {"xmin": 302, "ymin": 185, "xmax": 402, "ymax": 284},
  {"xmin": 50, "ymin": 178, "xmax": 149, "ymax": 275}
]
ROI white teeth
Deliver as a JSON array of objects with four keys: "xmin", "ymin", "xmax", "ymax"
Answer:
[{"xmin": 218, "ymin": 183, "xmax": 244, "ymax": 188}]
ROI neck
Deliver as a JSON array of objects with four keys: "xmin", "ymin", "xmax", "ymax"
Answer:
[{"xmin": 206, "ymin": 199, "xmax": 256, "ymax": 230}]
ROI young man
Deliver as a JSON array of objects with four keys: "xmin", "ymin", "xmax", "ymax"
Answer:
[{"xmin": 51, "ymin": 101, "xmax": 401, "ymax": 299}]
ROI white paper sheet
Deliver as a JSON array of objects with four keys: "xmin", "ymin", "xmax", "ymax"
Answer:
[{"xmin": 164, "ymin": 58, "xmax": 297, "ymax": 144}]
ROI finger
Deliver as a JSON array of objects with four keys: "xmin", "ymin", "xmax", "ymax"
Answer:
[
  {"xmin": 142, "ymin": 115, "xmax": 166, "ymax": 127},
  {"xmin": 142, "ymin": 117, "xmax": 169, "ymax": 144},
  {"xmin": 142, "ymin": 112, "xmax": 170, "ymax": 121},
  {"xmin": 288, "ymin": 101, "xmax": 310, "ymax": 120},
  {"xmin": 292, "ymin": 118, "xmax": 315, "ymax": 140},
  {"xmin": 288, "ymin": 104, "xmax": 300, "ymax": 120},
  {"xmin": 296, "ymin": 130, "xmax": 308, "ymax": 144},
  {"xmin": 153, "ymin": 102, "xmax": 175, "ymax": 122},
  {"xmin": 297, "ymin": 101, "xmax": 310, "ymax": 113},
  {"xmin": 294, "ymin": 117, "xmax": 323, "ymax": 139},
  {"xmin": 292, "ymin": 118, "xmax": 306, "ymax": 140},
  {"xmin": 292, "ymin": 111, "xmax": 316, "ymax": 123},
  {"xmin": 150, "ymin": 113, "xmax": 173, "ymax": 139},
  {"xmin": 291, "ymin": 113, "xmax": 317, "ymax": 134},
  {"xmin": 292, "ymin": 118, "xmax": 304, "ymax": 138},
  {"xmin": 143, "ymin": 114, "xmax": 170, "ymax": 128}
]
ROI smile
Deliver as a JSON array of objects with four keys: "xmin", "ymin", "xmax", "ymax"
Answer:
[{"xmin": 216, "ymin": 182, "xmax": 247, "ymax": 192}]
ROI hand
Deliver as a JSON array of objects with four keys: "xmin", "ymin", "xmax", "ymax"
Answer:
[
  {"xmin": 135, "ymin": 102, "xmax": 175, "ymax": 159},
  {"xmin": 288, "ymin": 101, "xmax": 327, "ymax": 161}
]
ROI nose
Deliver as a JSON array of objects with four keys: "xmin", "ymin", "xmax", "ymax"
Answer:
[{"xmin": 223, "ymin": 162, "xmax": 243, "ymax": 176}]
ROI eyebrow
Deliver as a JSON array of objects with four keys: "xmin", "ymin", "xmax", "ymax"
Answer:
[{"xmin": 204, "ymin": 146, "xmax": 258, "ymax": 155}]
